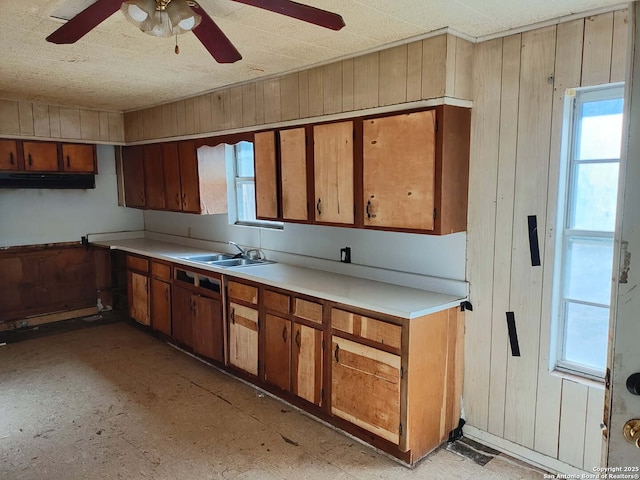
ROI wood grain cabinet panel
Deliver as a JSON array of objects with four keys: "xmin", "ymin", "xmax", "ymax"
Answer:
[
  {"xmin": 22, "ymin": 141, "xmax": 59, "ymax": 171},
  {"xmin": 280, "ymin": 127, "xmax": 308, "ymax": 221},
  {"xmin": 228, "ymin": 302, "xmax": 259, "ymax": 376},
  {"xmin": 192, "ymin": 295, "xmax": 224, "ymax": 363},
  {"xmin": 162, "ymin": 142, "xmax": 183, "ymax": 211},
  {"xmin": 313, "ymin": 121, "xmax": 354, "ymax": 225},
  {"xmin": 61, "ymin": 143, "xmax": 96, "ymax": 173},
  {"xmin": 331, "ymin": 336, "xmax": 402, "ymax": 444},
  {"xmin": 254, "ymin": 131, "xmax": 278, "ymax": 220},
  {"xmin": 122, "ymin": 145, "xmax": 145, "ymax": 208},
  {"xmin": 143, "ymin": 144, "xmax": 165, "ymax": 210},
  {"xmin": 128, "ymin": 270, "xmax": 150, "ymax": 326},
  {"xmin": 292, "ymin": 322, "xmax": 323, "ymax": 406},
  {"xmin": 172, "ymin": 284, "xmax": 194, "ymax": 348},
  {"xmin": 151, "ymin": 278, "xmax": 171, "ymax": 336},
  {"xmin": 264, "ymin": 313, "xmax": 292, "ymax": 391},
  {"xmin": 178, "ymin": 141, "xmax": 200, "ymax": 213},
  {"xmin": 0, "ymin": 139, "xmax": 19, "ymax": 170},
  {"xmin": 363, "ymin": 110, "xmax": 436, "ymax": 230}
]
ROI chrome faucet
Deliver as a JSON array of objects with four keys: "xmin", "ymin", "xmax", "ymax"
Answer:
[{"xmin": 228, "ymin": 241, "xmax": 247, "ymax": 257}]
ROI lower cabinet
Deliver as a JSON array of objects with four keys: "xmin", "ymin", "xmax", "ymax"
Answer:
[
  {"xmin": 291, "ymin": 322, "xmax": 323, "ymax": 406},
  {"xmin": 331, "ymin": 336, "xmax": 402, "ymax": 445},
  {"xmin": 172, "ymin": 268, "xmax": 224, "ymax": 363},
  {"xmin": 126, "ymin": 255, "xmax": 150, "ymax": 326},
  {"xmin": 150, "ymin": 260, "xmax": 171, "ymax": 336},
  {"xmin": 228, "ymin": 301, "xmax": 259, "ymax": 376}
]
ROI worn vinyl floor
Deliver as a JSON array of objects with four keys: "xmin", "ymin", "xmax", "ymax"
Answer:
[{"xmin": 0, "ymin": 318, "xmax": 545, "ymax": 480}]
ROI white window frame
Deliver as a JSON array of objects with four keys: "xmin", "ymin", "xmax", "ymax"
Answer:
[
  {"xmin": 225, "ymin": 142, "xmax": 283, "ymax": 229},
  {"xmin": 551, "ymin": 83, "xmax": 624, "ymax": 381}
]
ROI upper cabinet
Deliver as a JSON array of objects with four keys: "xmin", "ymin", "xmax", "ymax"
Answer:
[
  {"xmin": 363, "ymin": 110, "xmax": 436, "ymax": 231},
  {"xmin": 253, "ymin": 105, "xmax": 470, "ymax": 234},
  {"xmin": 313, "ymin": 121, "xmax": 355, "ymax": 225},
  {"xmin": 0, "ymin": 138, "xmax": 97, "ymax": 174},
  {"xmin": 121, "ymin": 141, "xmax": 227, "ymax": 215}
]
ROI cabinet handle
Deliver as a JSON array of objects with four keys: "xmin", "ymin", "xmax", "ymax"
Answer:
[
  {"xmin": 165, "ymin": 289, "xmax": 169, "ymax": 301},
  {"xmin": 282, "ymin": 325, "xmax": 287, "ymax": 342},
  {"xmin": 295, "ymin": 330, "xmax": 301, "ymax": 348},
  {"xmin": 9, "ymin": 152, "xmax": 14, "ymax": 165},
  {"xmin": 316, "ymin": 198, "xmax": 322, "ymax": 216},
  {"xmin": 334, "ymin": 344, "xmax": 340, "ymax": 363},
  {"xmin": 182, "ymin": 193, "xmax": 186, "ymax": 208},
  {"xmin": 230, "ymin": 307, "xmax": 235, "ymax": 324},
  {"xmin": 28, "ymin": 154, "xmax": 32, "ymax": 166},
  {"xmin": 366, "ymin": 200, "xmax": 371, "ymax": 219},
  {"xmin": 176, "ymin": 193, "xmax": 180, "ymax": 207},
  {"xmin": 66, "ymin": 155, "xmax": 70, "ymax": 168}
]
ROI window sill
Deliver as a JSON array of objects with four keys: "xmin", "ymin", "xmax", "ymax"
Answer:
[
  {"xmin": 550, "ymin": 368, "xmax": 605, "ymax": 390},
  {"xmin": 233, "ymin": 221, "xmax": 284, "ymax": 231}
]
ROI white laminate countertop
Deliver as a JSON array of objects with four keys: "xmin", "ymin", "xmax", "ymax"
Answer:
[{"xmin": 93, "ymin": 237, "xmax": 465, "ymax": 320}]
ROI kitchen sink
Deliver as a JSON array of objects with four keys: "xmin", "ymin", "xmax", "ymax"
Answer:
[
  {"xmin": 180, "ymin": 253, "xmax": 235, "ymax": 262},
  {"xmin": 179, "ymin": 253, "xmax": 273, "ymax": 268}
]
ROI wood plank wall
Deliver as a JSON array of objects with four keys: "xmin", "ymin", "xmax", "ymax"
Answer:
[
  {"xmin": 123, "ymin": 34, "xmax": 473, "ymax": 142},
  {"xmin": 0, "ymin": 100, "xmax": 124, "ymax": 144},
  {"xmin": 465, "ymin": 9, "xmax": 628, "ymax": 472}
]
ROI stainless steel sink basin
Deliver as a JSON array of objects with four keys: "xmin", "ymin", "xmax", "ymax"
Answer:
[
  {"xmin": 180, "ymin": 253, "xmax": 235, "ymax": 262},
  {"xmin": 212, "ymin": 258, "xmax": 273, "ymax": 268},
  {"xmin": 179, "ymin": 253, "xmax": 273, "ymax": 268}
]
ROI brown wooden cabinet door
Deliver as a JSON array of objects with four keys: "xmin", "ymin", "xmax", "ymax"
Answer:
[
  {"xmin": 172, "ymin": 285, "xmax": 194, "ymax": 348},
  {"xmin": 363, "ymin": 110, "xmax": 436, "ymax": 230},
  {"xmin": 0, "ymin": 140, "xmax": 19, "ymax": 170},
  {"xmin": 331, "ymin": 336, "xmax": 401, "ymax": 445},
  {"xmin": 228, "ymin": 302, "xmax": 259, "ymax": 376},
  {"xmin": 178, "ymin": 141, "xmax": 200, "ymax": 213},
  {"xmin": 150, "ymin": 278, "xmax": 171, "ymax": 336},
  {"xmin": 61, "ymin": 144, "xmax": 96, "ymax": 173},
  {"xmin": 22, "ymin": 141, "xmax": 59, "ymax": 172},
  {"xmin": 143, "ymin": 144, "xmax": 165, "ymax": 210},
  {"xmin": 122, "ymin": 146, "xmax": 145, "ymax": 208},
  {"xmin": 292, "ymin": 323, "xmax": 323, "ymax": 406},
  {"xmin": 264, "ymin": 314, "xmax": 291, "ymax": 391},
  {"xmin": 128, "ymin": 271, "xmax": 150, "ymax": 325},
  {"xmin": 192, "ymin": 295, "xmax": 224, "ymax": 363},
  {"xmin": 280, "ymin": 127, "xmax": 308, "ymax": 221},
  {"xmin": 254, "ymin": 131, "xmax": 278, "ymax": 219},
  {"xmin": 313, "ymin": 121, "xmax": 354, "ymax": 224},
  {"xmin": 162, "ymin": 142, "xmax": 183, "ymax": 212}
]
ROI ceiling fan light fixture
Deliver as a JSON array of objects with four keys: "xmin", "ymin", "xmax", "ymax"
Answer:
[
  {"xmin": 121, "ymin": 0, "xmax": 156, "ymax": 24},
  {"xmin": 167, "ymin": 1, "xmax": 202, "ymax": 34}
]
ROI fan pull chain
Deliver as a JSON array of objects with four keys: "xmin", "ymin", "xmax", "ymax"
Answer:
[{"xmin": 175, "ymin": 35, "xmax": 180, "ymax": 55}]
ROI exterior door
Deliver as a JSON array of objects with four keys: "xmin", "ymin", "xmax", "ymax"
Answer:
[{"xmin": 607, "ymin": 15, "xmax": 640, "ymax": 467}]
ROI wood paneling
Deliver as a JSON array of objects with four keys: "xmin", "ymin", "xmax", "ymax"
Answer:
[
  {"xmin": 263, "ymin": 78, "xmax": 282, "ymax": 124},
  {"xmin": 558, "ymin": 380, "xmax": 589, "ymax": 466},
  {"xmin": 280, "ymin": 73, "xmax": 300, "ymax": 121},
  {"xmin": 379, "ymin": 45, "xmax": 408, "ymax": 106},
  {"xmin": 353, "ymin": 52, "xmax": 379, "ymax": 110},
  {"xmin": 323, "ymin": 62, "xmax": 343, "ymax": 115},
  {"xmin": 582, "ymin": 13, "xmax": 614, "ymax": 86},
  {"xmin": 422, "ymin": 35, "xmax": 447, "ymax": 99},
  {"xmin": 407, "ymin": 41, "xmax": 423, "ymax": 102},
  {"xmin": 610, "ymin": 9, "xmax": 629, "ymax": 83},
  {"xmin": 308, "ymin": 67, "xmax": 324, "ymax": 117}
]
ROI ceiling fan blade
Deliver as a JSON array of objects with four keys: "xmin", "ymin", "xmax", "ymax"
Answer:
[
  {"xmin": 190, "ymin": 4, "xmax": 242, "ymax": 63},
  {"xmin": 46, "ymin": 0, "xmax": 123, "ymax": 44},
  {"xmin": 232, "ymin": 0, "xmax": 345, "ymax": 30}
]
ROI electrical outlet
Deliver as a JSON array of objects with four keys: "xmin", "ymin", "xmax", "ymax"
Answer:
[{"xmin": 340, "ymin": 247, "xmax": 351, "ymax": 263}]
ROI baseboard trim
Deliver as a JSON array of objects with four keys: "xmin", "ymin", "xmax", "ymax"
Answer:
[
  {"xmin": 463, "ymin": 425, "xmax": 588, "ymax": 476},
  {"xmin": 0, "ymin": 307, "xmax": 99, "ymax": 332}
]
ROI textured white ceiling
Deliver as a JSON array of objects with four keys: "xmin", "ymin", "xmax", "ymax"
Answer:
[{"xmin": 0, "ymin": 0, "xmax": 630, "ymax": 112}]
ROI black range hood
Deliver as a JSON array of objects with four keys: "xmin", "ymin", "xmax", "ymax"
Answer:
[{"xmin": 0, "ymin": 173, "xmax": 95, "ymax": 189}]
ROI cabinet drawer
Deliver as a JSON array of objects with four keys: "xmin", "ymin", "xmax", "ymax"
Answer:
[
  {"xmin": 151, "ymin": 261, "xmax": 171, "ymax": 280},
  {"xmin": 126, "ymin": 255, "xmax": 149, "ymax": 273},
  {"xmin": 264, "ymin": 290, "xmax": 290, "ymax": 314},
  {"xmin": 228, "ymin": 281, "xmax": 258, "ymax": 304},
  {"xmin": 294, "ymin": 298, "xmax": 323, "ymax": 324},
  {"xmin": 331, "ymin": 309, "xmax": 401, "ymax": 349}
]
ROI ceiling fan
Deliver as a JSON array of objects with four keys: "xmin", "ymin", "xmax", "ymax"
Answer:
[{"xmin": 46, "ymin": 0, "xmax": 345, "ymax": 63}]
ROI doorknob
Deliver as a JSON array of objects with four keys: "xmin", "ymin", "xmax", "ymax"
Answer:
[
  {"xmin": 627, "ymin": 372, "xmax": 640, "ymax": 395},
  {"xmin": 623, "ymin": 419, "xmax": 640, "ymax": 448}
]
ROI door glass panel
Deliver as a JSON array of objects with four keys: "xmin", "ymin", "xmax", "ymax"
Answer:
[
  {"xmin": 564, "ymin": 237, "xmax": 614, "ymax": 305},
  {"xmin": 577, "ymin": 98, "xmax": 623, "ymax": 160},
  {"xmin": 569, "ymin": 162, "xmax": 619, "ymax": 231},
  {"xmin": 563, "ymin": 301, "xmax": 609, "ymax": 372}
]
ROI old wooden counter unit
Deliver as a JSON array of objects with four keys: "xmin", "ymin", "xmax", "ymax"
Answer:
[{"xmin": 94, "ymin": 237, "xmax": 466, "ymax": 465}]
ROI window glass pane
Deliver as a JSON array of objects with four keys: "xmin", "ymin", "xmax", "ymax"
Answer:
[
  {"xmin": 564, "ymin": 237, "xmax": 614, "ymax": 305},
  {"xmin": 563, "ymin": 301, "xmax": 609, "ymax": 371},
  {"xmin": 235, "ymin": 141, "xmax": 254, "ymax": 177},
  {"xmin": 235, "ymin": 181, "xmax": 256, "ymax": 222},
  {"xmin": 569, "ymin": 162, "xmax": 619, "ymax": 231},
  {"xmin": 577, "ymin": 98, "xmax": 623, "ymax": 160}
]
